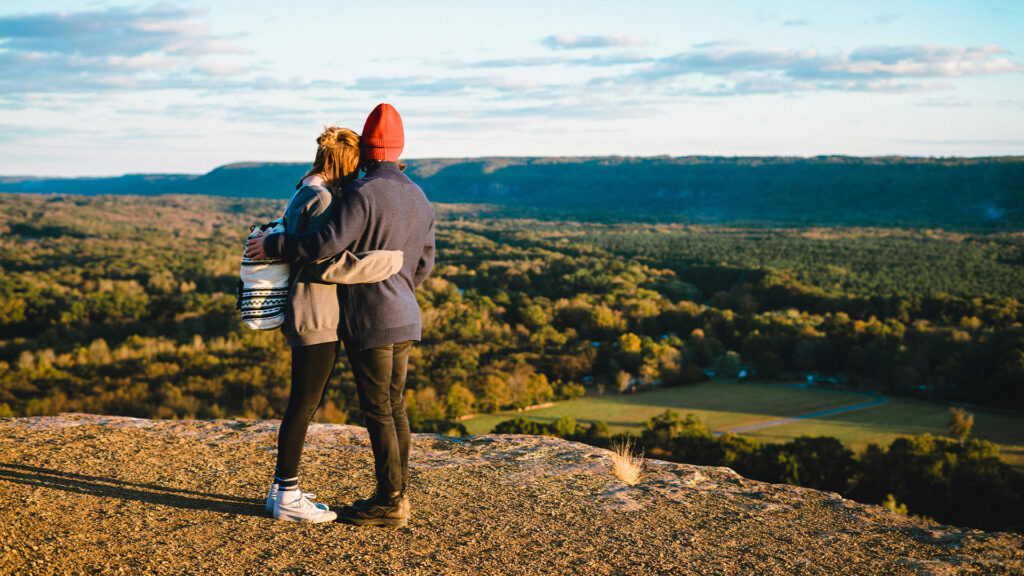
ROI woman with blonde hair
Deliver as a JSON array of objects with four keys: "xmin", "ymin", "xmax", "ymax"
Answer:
[
  {"xmin": 250, "ymin": 104, "xmax": 435, "ymax": 528},
  {"xmin": 265, "ymin": 126, "xmax": 361, "ymax": 523}
]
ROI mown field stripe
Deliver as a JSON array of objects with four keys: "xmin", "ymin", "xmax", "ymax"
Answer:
[{"xmin": 717, "ymin": 392, "xmax": 888, "ymax": 435}]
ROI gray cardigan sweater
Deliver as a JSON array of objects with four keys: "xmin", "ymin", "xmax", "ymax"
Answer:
[
  {"xmin": 281, "ymin": 184, "xmax": 340, "ymax": 347},
  {"xmin": 265, "ymin": 162, "xmax": 436, "ymax": 351}
]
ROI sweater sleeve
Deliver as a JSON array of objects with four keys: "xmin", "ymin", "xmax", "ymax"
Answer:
[
  {"xmin": 265, "ymin": 190, "xmax": 369, "ymax": 263},
  {"xmin": 283, "ymin": 186, "xmax": 326, "ymax": 235},
  {"xmin": 413, "ymin": 213, "xmax": 435, "ymax": 288}
]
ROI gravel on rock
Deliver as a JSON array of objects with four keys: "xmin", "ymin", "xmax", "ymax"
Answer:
[{"xmin": 0, "ymin": 414, "xmax": 1021, "ymax": 576}]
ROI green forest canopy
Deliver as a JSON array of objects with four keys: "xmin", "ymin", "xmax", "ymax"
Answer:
[{"xmin": 2, "ymin": 192, "xmax": 1022, "ymax": 422}]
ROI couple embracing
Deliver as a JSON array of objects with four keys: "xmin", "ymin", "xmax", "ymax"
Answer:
[{"xmin": 244, "ymin": 103, "xmax": 435, "ymax": 527}]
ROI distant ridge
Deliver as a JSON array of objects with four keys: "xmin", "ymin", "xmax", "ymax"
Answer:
[
  {"xmin": 3, "ymin": 155, "xmax": 1023, "ymax": 228},
  {"xmin": 0, "ymin": 173, "xmax": 198, "ymax": 196}
]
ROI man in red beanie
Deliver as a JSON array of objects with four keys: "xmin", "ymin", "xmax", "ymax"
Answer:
[
  {"xmin": 360, "ymin": 103, "xmax": 405, "ymax": 162},
  {"xmin": 247, "ymin": 103, "xmax": 435, "ymax": 527}
]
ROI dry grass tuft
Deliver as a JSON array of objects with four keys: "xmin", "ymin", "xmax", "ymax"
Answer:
[{"xmin": 610, "ymin": 439, "xmax": 645, "ymax": 485}]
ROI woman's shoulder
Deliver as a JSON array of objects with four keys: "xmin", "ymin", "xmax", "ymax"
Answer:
[
  {"xmin": 285, "ymin": 184, "xmax": 334, "ymax": 224},
  {"xmin": 292, "ymin": 183, "xmax": 333, "ymax": 206}
]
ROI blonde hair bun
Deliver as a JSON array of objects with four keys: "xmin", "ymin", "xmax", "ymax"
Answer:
[
  {"xmin": 317, "ymin": 125, "xmax": 358, "ymax": 149},
  {"xmin": 300, "ymin": 126, "xmax": 361, "ymax": 196}
]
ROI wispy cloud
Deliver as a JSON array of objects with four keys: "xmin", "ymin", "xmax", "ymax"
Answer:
[
  {"xmin": 466, "ymin": 100, "xmax": 656, "ymax": 120},
  {"xmin": 459, "ymin": 56, "xmax": 565, "ymax": 69},
  {"xmin": 0, "ymin": 92, "xmax": 100, "ymax": 112},
  {"xmin": 0, "ymin": 124, "xmax": 51, "ymax": 141},
  {"xmin": 407, "ymin": 99, "xmax": 659, "ymax": 128},
  {"xmin": 0, "ymin": 5, "xmax": 251, "ymax": 95},
  {"xmin": 459, "ymin": 53, "xmax": 649, "ymax": 69},
  {"xmin": 353, "ymin": 40, "xmax": 1023, "ymax": 116},
  {"xmin": 541, "ymin": 34, "xmax": 647, "ymax": 50},
  {"xmin": 844, "ymin": 45, "xmax": 1019, "ymax": 76},
  {"xmin": 0, "ymin": 5, "xmax": 244, "ymax": 56},
  {"xmin": 916, "ymin": 97, "xmax": 972, "ymax": 108},
  {"xmin": 610, "ymin": 43, "xmax": 1023, "ymax": 96},
  {"xmin": 352, "ymin": 75, "xmax": 550, "ymax": 97},
  {"xmin": 894, "ymin": 137, "xmax": 1024, "ymax": 147},
  {"xmin": 224, "ymin": 104, "xmax": 321, "ymax": 125},
  {"xmin": 783, "ymin": 18, "xmax": 810, "ymax": 27},
  {"xmin": 692, "ymin": 40, "xmax": 747, "ymax": 50}
]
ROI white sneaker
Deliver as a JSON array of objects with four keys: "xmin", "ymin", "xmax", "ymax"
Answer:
[
  {"xmin": 273, "ymin": 488, "xmax": 338, "ymax": 523},
  {"xmin": 266, "ymin": 483, "xmax": 329, "ymax": 513}
]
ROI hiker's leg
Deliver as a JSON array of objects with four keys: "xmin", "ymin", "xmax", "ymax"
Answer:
[
  {"xmin": 390, "ymin": 341, "xmax": 413, "ymax": 491},
  {"xmin": 275, "ymin": 341, "xmax": 338, "ymax": 484},
  {"xmin": 348, "ymin": 344, "xmax": 403, "ymax": 496}
]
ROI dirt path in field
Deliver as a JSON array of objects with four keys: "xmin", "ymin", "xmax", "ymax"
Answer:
[
  {"xmin": 1, "ymin": 413, "xmax": 1020, "ymax": 576},
  {"xmin": 717, "ymin": 387, "xmax": 888, "ymax": 435}
]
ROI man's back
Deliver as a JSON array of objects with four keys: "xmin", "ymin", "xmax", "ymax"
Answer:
[{"xmin": 339, "ymin": 161, "xmax": 435, "ymax": 351}]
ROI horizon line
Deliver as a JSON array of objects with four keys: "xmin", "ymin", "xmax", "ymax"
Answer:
[{"xmin": 3, "ymin": 153, "xmax": 1024, "ymax": 180}]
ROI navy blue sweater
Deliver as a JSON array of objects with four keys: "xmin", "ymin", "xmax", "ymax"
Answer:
[{"xmin": 264, "ymin": 162, "xmax": 435, "ymax": 351}]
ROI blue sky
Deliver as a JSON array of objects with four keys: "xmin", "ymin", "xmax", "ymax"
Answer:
[{"xmin": 0, "ymin": 0, "xmax": 1022, "ymax": 176}]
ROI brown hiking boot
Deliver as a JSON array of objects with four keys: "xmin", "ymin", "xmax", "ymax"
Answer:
[{"xmin": 340, "ymin": 491, "xmax": 409, "ymax": 528}]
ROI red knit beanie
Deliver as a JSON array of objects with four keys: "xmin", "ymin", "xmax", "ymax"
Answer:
[{"xmin": 361, "ymin": 103, "xmax": 404, "ymax": 162}]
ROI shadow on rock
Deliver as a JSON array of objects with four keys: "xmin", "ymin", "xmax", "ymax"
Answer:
[{"xmin": 0, "ymin": 462, "xmax": 263, "ymax": 517}]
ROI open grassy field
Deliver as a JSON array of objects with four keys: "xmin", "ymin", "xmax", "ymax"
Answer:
[
  {"xmin": 741, "ymin": 397, "xmax": 1024, "ymax": 468},
  {"xmin": 462, "ymin": 381, "xmax": 1024, "ymax": 468},
  {"xmin": 462, "ymin": 381, "xmax": 869, "ymax": 436}
]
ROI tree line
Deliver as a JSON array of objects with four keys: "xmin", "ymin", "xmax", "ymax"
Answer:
[
  {"xmin": 491, "ymin": 410, "xmax": 1024, "ymax": 533},
  {"xmin": 2, "ymin": 193, "xmax": 1022, "ymax": 420}
]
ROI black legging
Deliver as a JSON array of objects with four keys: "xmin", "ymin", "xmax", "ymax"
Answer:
[{"xmin": 275, "ymin": 340, "xmax": 339, "ymax": 479}]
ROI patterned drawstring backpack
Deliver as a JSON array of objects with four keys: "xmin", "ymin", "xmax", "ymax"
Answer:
[
  {"xmin": 235, "ymin": 218, "xmax": 404, "ymax": 331},
  {"xmin": 236, "ymin": 219, "xmax": 291, "ymax": 330}
]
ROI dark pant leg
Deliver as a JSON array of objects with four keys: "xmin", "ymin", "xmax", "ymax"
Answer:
[
  {"xmin": 347, "ymin": 341, "xmax": 414, "ymax": 495},
  {"xmin": 275, "ymin": 341, "xmax": 338, "ymax": 479},
  {"xmin": 390, "ymin": 341, "xmax": 413, "ymax": 490}
]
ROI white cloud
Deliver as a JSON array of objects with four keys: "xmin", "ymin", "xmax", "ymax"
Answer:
[
  {"xmin": 0, "ymin": 5, "xmax": 250, "ymax": 95},
  {"xmin": 460, "ymin": 53, "xmax": 649, "ymax": 69},
  {"xmin": 916, "ymin": 98, "xmax": 972, "ymax": 108},
  {"xmin": 614, "ymin": 43, "xmax": 1024, "ymax": 96},
  {"xmin": 0, "ymin": 6, "xmax": 241, "ymax": 56},
  {"xmin": 459, "ymin": 57, "xmax": 565, "ymax": 68},
  {"xmin": 692, "ymin": 40, "xmax": 747, "ymax": 49},
  {"xmin": 839, "ymin": 45, "xmax": 1021, "ymax": 77},
  {"xmin": 352, "ymin": 75, "xmax": 547, "ymax": 97},
  {"xmin": 541, "ymin": 34, "xmax": 647, "ymax": 50},
  {"xmin": 192, "ymin": 60, "xmax": 248, "ymax": 77},
  {"xmin": 352, "ymin": 40, "xmax": 1024, "ymax": 120}
]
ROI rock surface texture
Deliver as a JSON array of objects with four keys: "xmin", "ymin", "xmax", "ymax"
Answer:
[{"xmin": 0, "ymin": 414, "xmax": 1021, "ymax": 576}]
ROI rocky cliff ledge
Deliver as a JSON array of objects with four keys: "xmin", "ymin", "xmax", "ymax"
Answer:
[{"xmin": 1, "ymin": 414, "xmax": 1021, "ymax": 576}]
